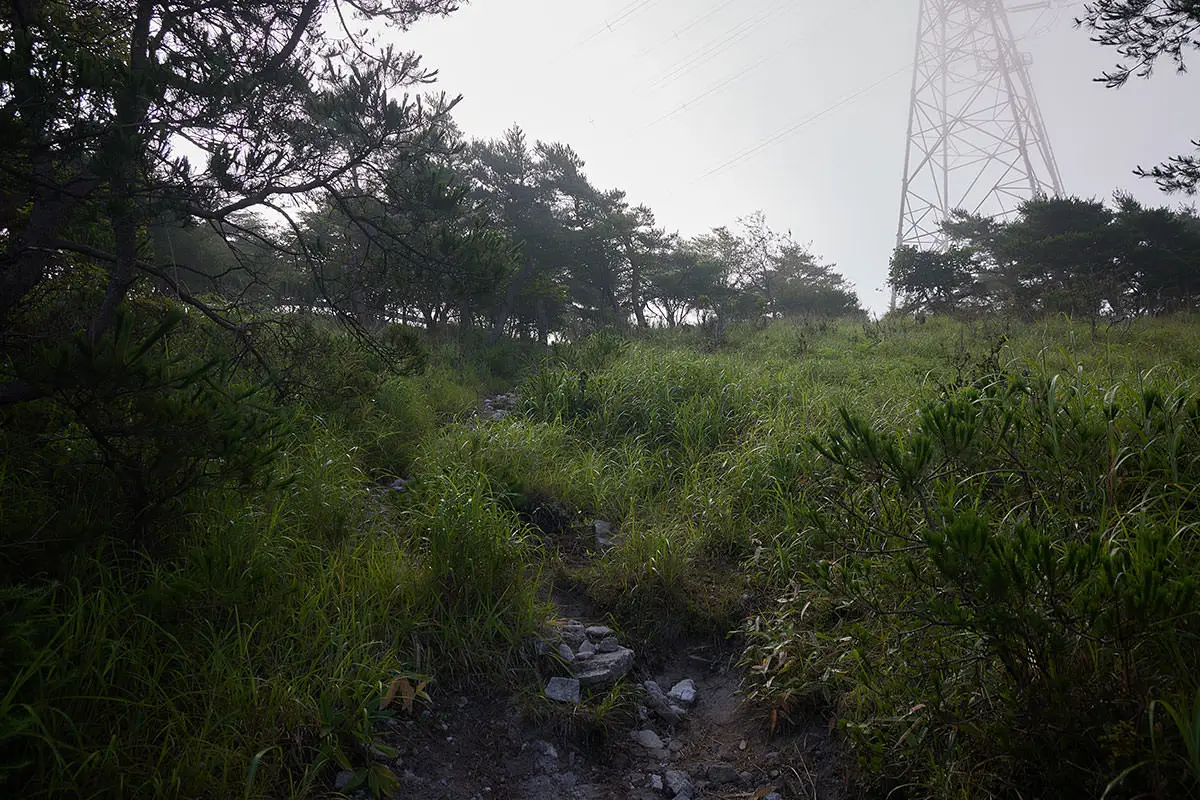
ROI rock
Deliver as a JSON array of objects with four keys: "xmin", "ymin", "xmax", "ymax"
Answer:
[
  {"xmin": 765, "ymin": 794, "xmax": 783, "ymax": 800},
  {"xmin": 668, "ymin": 739, "xmax": 684, "ymax": 753},
  {"xmin": 667, "ymin": 678, "xmax": 697, "ymax": 707},
  {"xmin": 707, "ymin": 762, "xmax": 740, "ymax": 785},
  {"xmin": 664, "ymin": 769, "xmax": 694, "ymax": 798},
  {"xmin": 644, "ymin": 680, "xmax": 687, "ymax": 724},
  {"xmin": 631, "ymin": 729, "xmax": 665, "ymax": 750},
  {"xmin": 628, "ymin": 771, "xmax": 646, "ymax": 787},
  {"xmin": 650, "ymin": 773, "xmax": 664, "ymax": 791},
  {"xmin": 598, "ymin": 636, "xmax": 620, "ymax": 653},
  {"xmin": 585, "ymin": 625, "xmax": 614, "ymax": 640},
  {"xmin": 334, "ymin": 770, "xmax": 354, "ymax": 790},
  {"xmin": 560, "ymin": 620, "xmax": 586, "ymax": 648},
  {"xmin": 557, "ymin": 643, "xmax": 575, "ymax": 662},
  {"xmin": 577, "ymin": 640, "xmax": 596, "ymax": 657},
  {"xmin": 593, "ymin": 520, "xmax": 618, "ymax": 550},
  {"xmin": 572, "ymin": 645, "xmax": 634, "ymax": 687},
  {"xmin": 531, "ymin": 739, "xmax": 559, "ymax": 774},
  {"xmin": 545, "ymin": 677, "xmax": 581, "ymax": 703}
]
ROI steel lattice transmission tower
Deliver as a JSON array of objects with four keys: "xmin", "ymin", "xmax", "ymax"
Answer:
[{"xmin": 894, "ymin": 0, "xmax": 1065, "ymax": 267}]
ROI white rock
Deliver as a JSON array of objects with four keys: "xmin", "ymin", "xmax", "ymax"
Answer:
[
  {"xmin": 668, "ymin": 678, "xmax": 697, "ymax": 707},
  {"xmin": 572, "ymin": 646, "xmax": 634, "ymax": 687},
  {"xmin": 585, "ymin": 625, "xmax": 614, "ymax": 640},
  {"xmin": 631, "ymin": 729, "xmax": 665, "ymax": 750},
  {"xmin": 664, "ymin": 769, "xmax": 694, "ymax": 797},
  {"xmin": 644, "ymin": 680, "xmax": 686, "ymax": 723},
  {"xmin": 544, "ymin": 677, "xmax": 581, "ymax": 703},
  {"xmin": 593, "ymin": 520, "xmax": 618, "ymax": 550}
]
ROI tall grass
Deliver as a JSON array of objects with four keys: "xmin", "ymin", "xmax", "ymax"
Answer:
[
  {"xmin": 0, "ymin": 330, "xmax": 546, "ymax": 798},
  {"xmin": 6, "ymin": 313, "xmax": 1200, "ymax": 798}
]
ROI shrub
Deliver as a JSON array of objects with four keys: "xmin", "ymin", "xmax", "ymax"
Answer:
[{"xmin": 745, "ymin": 366, "xmax": 1200, "ymax": 797}]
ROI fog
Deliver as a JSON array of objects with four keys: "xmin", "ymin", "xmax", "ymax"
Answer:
[{"xmin": 402, "ymin": 0, "xmax": 1200, "ymax": 315}]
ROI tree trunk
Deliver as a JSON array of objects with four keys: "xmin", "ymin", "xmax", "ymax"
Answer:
[
  {"xmin": 488, "ymin": 258, "xmax": 535, "ymax": 344},
  {"xmin": 87, "ymin": 0, "xmax": 155, "ymax": 342},
  {"xmin": 632, "ymin": 274, "xmax": 648, "ymax": 328},
  {"xmin": 536, "ymin": 297, "xmax": 549, "ymax": 345},
  {"xmin": 623, "ymin": 235, "xmax": 649, "ymax": 328}
]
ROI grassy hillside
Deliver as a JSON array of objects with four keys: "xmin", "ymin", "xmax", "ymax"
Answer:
[{"xmin": 4, "ymin": 314, "xmax": 1200, "ymax": 798}]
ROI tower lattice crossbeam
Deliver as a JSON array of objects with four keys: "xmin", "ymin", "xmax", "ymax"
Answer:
[{"xmin": 895, "ymin": 0, "xmax": 1064, "ymax": 260}]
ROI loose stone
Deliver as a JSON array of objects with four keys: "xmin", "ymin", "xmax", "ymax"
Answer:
[
  {"xmin": 544, "ymin": 677, "xmax": 581, "ymax": 704},
  {"xmin": 572, "ymin": 646, "xmax": 634, "ymax": 687},
  {"xmin": 631, "ymin": 729, "xmax": 665, "ymax": 750},
  {"xmin": 667, "ymin": 678, "xmax": 697, "ymax": 707},
  {"xmin": 664, "ymin": 769, "xmax": 694, "ymax": 798},
  {"xmin": 585, "ymin": 624, "xmax": 614, "ymax": 640},
  {"xmin": 707, "ymin": 762, "xmax": 740, "ymax": 785},
  {"xmin": 592, "ymin": 520, "xmax": 618, "ymax": 550},
  {"xmin": 644, "ymin": 680, "xmax": 687, "ymax": 723}
]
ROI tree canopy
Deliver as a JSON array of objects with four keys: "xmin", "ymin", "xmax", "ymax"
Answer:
[{"xmin": 890, "ymin": 195, "xmax": 1200, "ymax": 319}]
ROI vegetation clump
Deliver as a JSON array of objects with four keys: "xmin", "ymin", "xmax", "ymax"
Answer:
[{"xmin": 4, "ymin": 1, "xmax": 1200, "ymax": 798}]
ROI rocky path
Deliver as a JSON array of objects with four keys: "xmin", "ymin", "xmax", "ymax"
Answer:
[
  {"xmin": 347, "ymin": 394, "xmax": 855, "ymax": 799},
  {"xmin": 355, "ymin": 596, "xmax": 852, "ymax": 800}
]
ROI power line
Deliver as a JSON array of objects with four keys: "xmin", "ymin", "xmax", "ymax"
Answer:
[
  {"xmin": 638, "ymin": 0, "xmax": 876, "ymax": 133},
  {"xmin": 632, "ymin": 0, "xmax": 741, "ymax": 59},
  {"xmin": 647, "ymin": 0, "xmax": 793, "ymax": 92},
  {"xmin": 551, "ymin": 0, "xmax": 660, "ymax": 64},
  {"xmin": 694, "ymin": 64, "xmax": 911, "ymax": 184}
]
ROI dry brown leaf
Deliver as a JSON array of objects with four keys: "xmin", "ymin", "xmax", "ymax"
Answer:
[
  {"xmin": 381, "ymin": 675, "xmax": 406, "ymax": 710},
  {"xmin": 399, "ymin": 678, "xmax": 416, "ymax": 714}
]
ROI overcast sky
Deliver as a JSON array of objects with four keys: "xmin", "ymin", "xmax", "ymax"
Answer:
[{"xmin": 400, "ymin": 0, "xmax": 1200, "ymax": 315}]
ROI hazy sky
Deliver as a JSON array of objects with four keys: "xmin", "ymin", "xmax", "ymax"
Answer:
[{"xmin": 401, "ymin": 1, "xmax": 1200, "ymax": 314}]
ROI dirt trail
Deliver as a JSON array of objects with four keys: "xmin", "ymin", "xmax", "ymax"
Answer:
[
  {"xmin": 369, "ymin": 598, "xmax": 853, "ymax": 800},
  {"xmin": 361, "ymin": 396, "xmax": 856, "ymax": 799}
]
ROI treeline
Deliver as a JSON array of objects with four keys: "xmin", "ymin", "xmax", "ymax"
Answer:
[
  {"xmin": 890, "ymin": 195, "xmax": 1200, "ymax": 319},
  {"xmin": 156, "ymin": 123, "xmax": 863, "ymax": 345}
]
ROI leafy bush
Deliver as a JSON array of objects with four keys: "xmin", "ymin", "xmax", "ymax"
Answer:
[
  {"xmin": 745, "ymin": 365, "xmax": 1200, "ymax": 797},
  {"xmin": 1, "ymin": 309, "xmax": 282, "ymax": 560}
]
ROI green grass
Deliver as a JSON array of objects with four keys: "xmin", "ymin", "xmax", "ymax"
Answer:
[
  {"xmin": 5, "ymin": 313, "xmax": 1200, "ymax": 798},
  {"xmin": 1, "ymin": 418, "xmax": 548, "ymax": 798}
]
